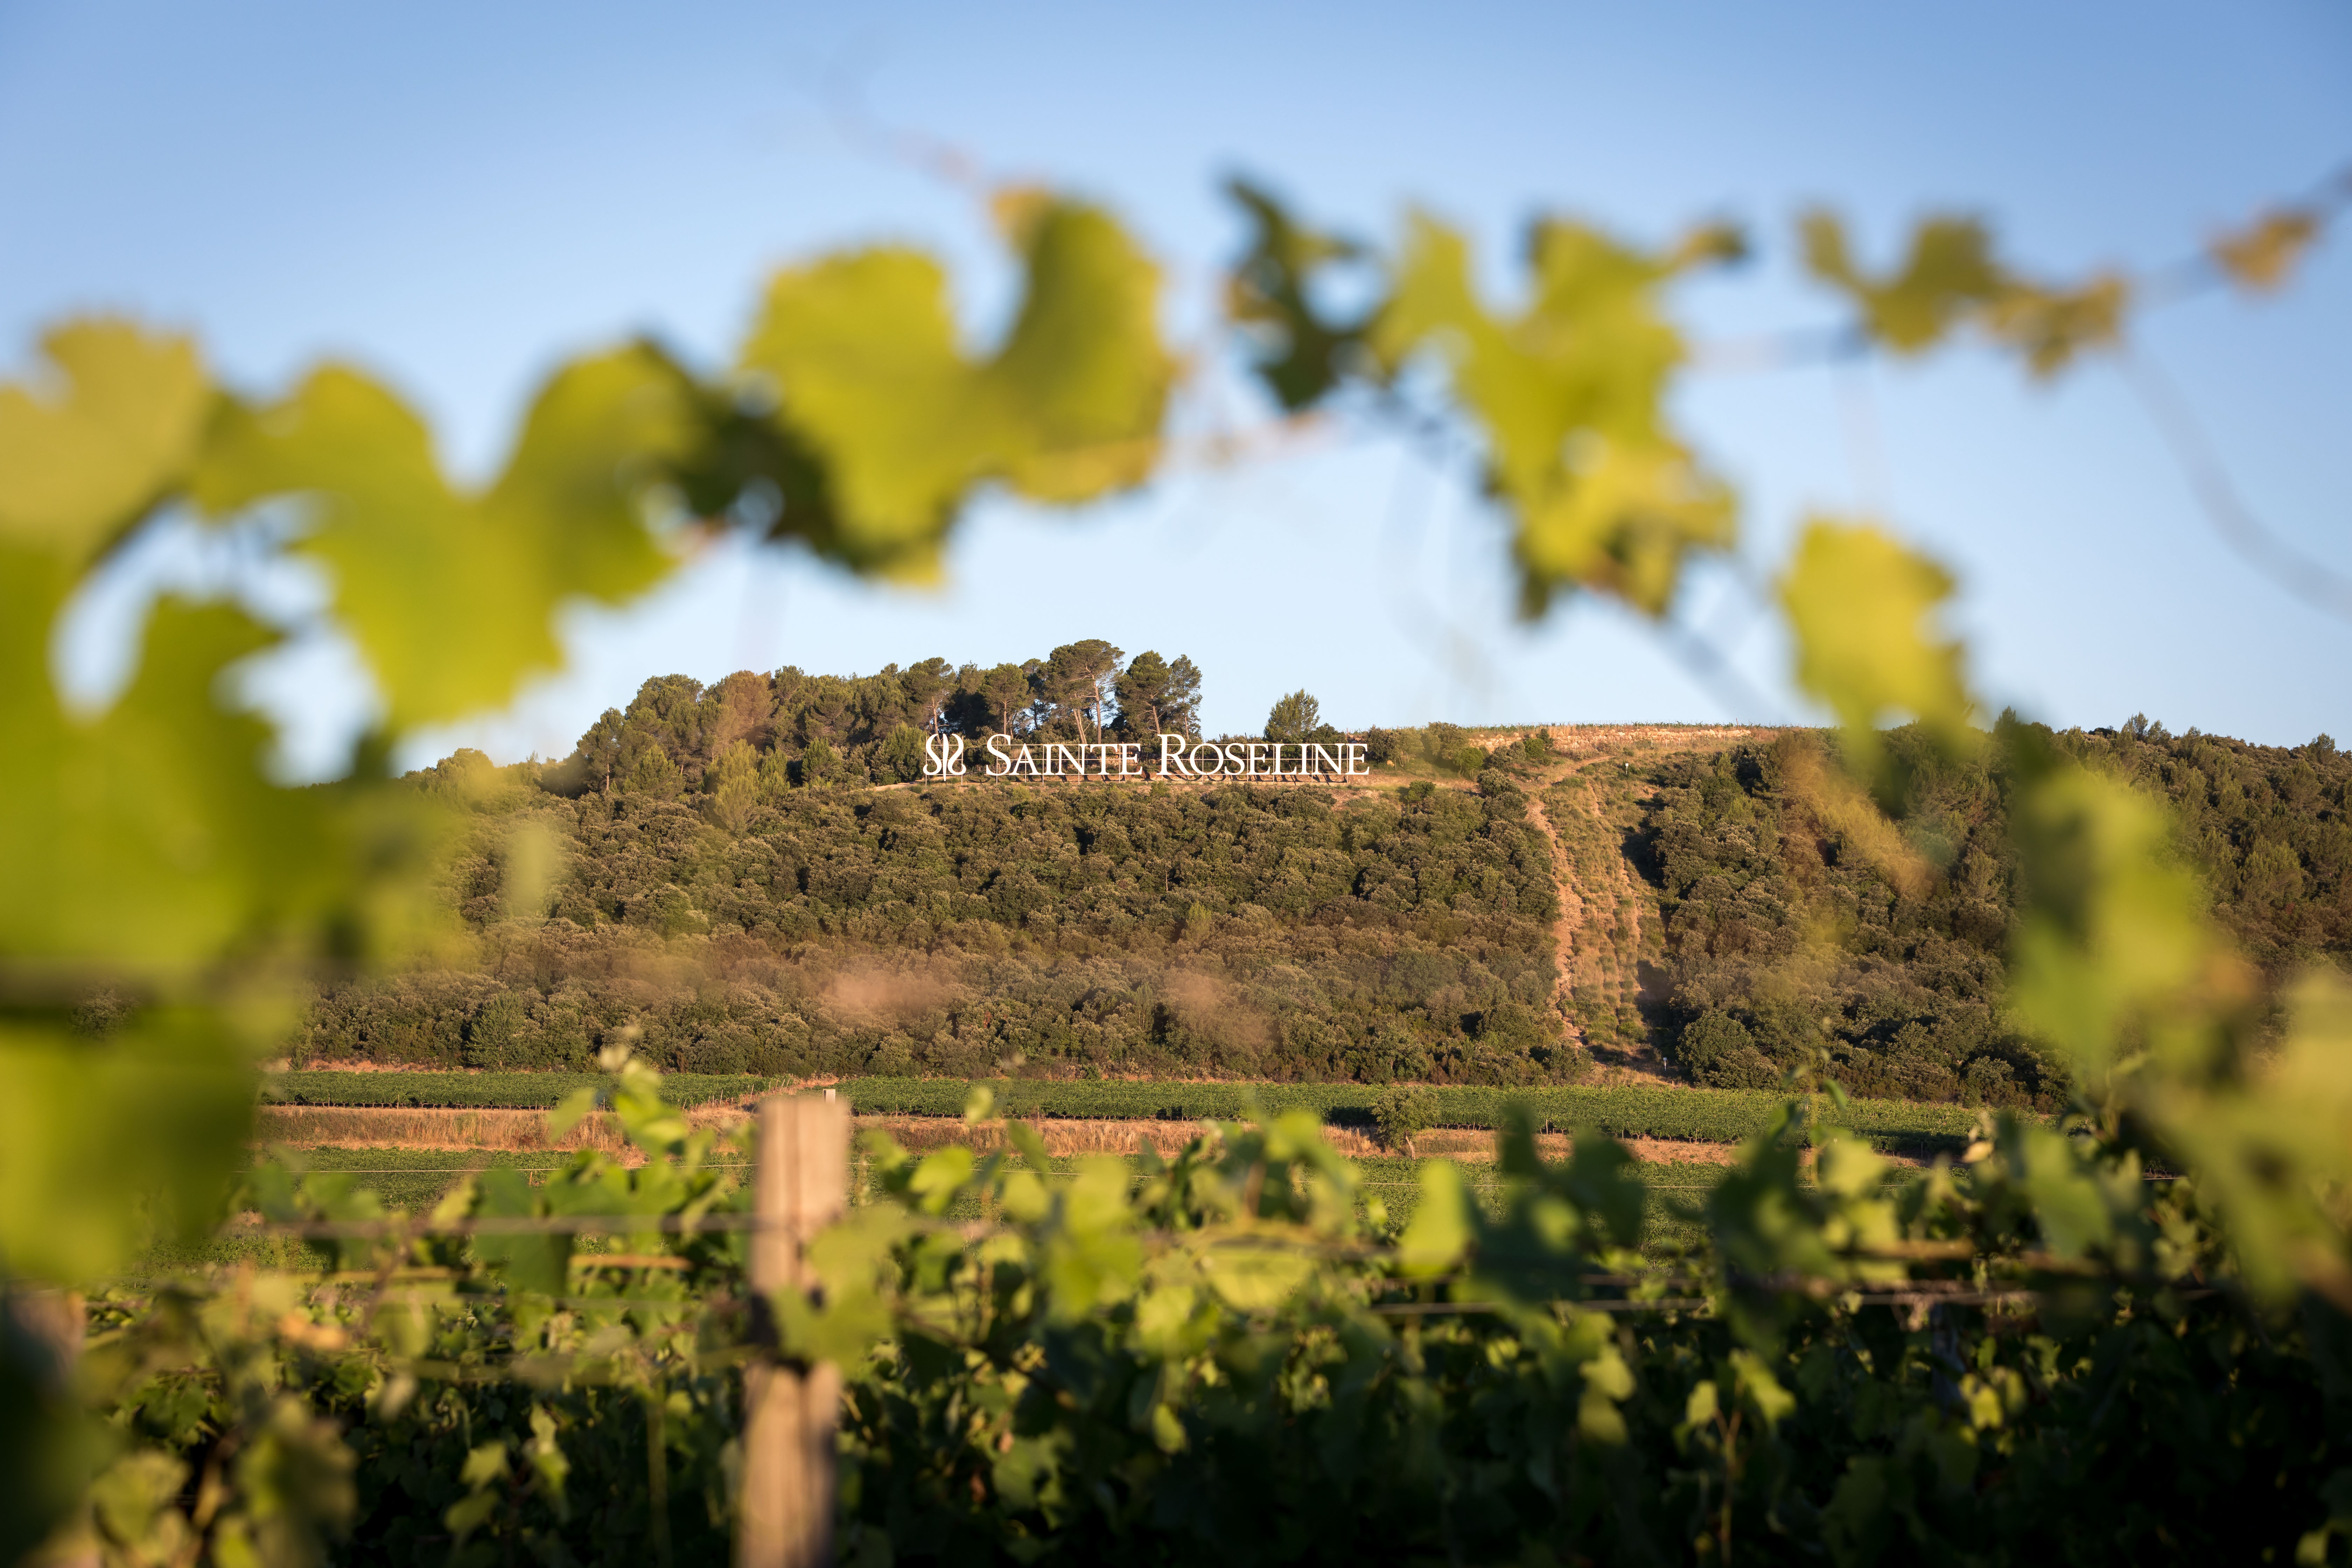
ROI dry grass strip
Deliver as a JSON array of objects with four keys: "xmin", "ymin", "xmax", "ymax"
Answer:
[{"xmin": 254, "ymin": 1105, "xmax": 750, "ymax": 1156}]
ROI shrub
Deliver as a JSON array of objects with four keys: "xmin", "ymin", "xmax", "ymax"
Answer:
[
  {"xmin": 1674, "ymin": 1009, "xmax": 1780, "ymax": 1089},
  {"xmin": 1370, "ymin": 1085, "xmax": 1437, "ymax": 1152}
]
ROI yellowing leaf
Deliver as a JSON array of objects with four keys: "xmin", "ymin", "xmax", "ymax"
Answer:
[
  {"xmin": 0, "ymin": 318, "xmax": 210, "ymax": 565},
  {"xmin": 193, "ymin": 345, "xmax": 688, "ymax": 730},
  {"xmin": 1774, "ymin": 736, "xmax": 1933, "ymax": 899},
  {"xmin": 2210, "ymin": 207, "xmax": 2322, "ymax": 294},
  {"xmin": 739, "ymin": 195, "xmax": 1174, "ymax": 578},
  {"xmin": 1983, "ymin": 274, "xmax": 2130, "ymax": 379},
  {"xmin": 1372, "ymin": 212, "xmax": 1734, "ymax": 616},
  {"xmin": 1778, "ymin": 518, "xmax": 1973, "ymax": 776},
  {"xmin": 1802, "ymin": 210, "xmax": 2129, "ymax": 377},
  {"xmin": 1800, "ymin": 211, "xmax": 2004, "ymax": 354}
]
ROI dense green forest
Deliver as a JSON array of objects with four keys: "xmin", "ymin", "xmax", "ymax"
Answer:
[
  {"xmin": 1640, "ymin": 717, "xmax": 2351, "ymax": 1105},
  {"xmin": 302, "ymin": 649, "xmax": 2347, "ymax": 1109},
  {"xmin": 307, "ymin": 754, "xmax": 1567, "ymax": 1084}
]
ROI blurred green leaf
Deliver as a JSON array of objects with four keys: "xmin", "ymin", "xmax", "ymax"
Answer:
[
  {"xmin": 472, "ymin": 1166, "xmax": 570, "ymax": 1297},
  {"xmin": 739, "ymin": 193, "xmax": 1174, "ymax": 580},
  {"xmin": 546, "ymin": 1086, "xmax": 600, "ymax": 1141},
  {"xmin": 1004, "ymin": 1119, "xmax": 1053, "ymax": 1175},
  {"xmin": 2147, "ymin": 970, "xmax": 2352, "ymax": 1304},
  {"xmin": 1396, "ymin": 1160, "xmax": 1472, "ymax": 1276},
  {"xmin": 192, "ymin": 345, "xmax": 688, "ymax": 731},
  {"xmin": 1223, "ymin": 177, "xmax": 1368, "ymax": 411},
  {"xmin": 0, "ymin": 569, "xmax": 348, "ymax": 990},
  {"xmin": 0, "ymin": 319, "xmax": 209, "ymax": 567},
  {"xmin": 1562, "ymin": 1128, "xmax": 1645, "ymax": 1252},
  {"xmin": 1372, "ymin": 211, "xmax": 1735, "ymax": 616},
  {"xmin": 1779, "ymin": 517, "xmax": 1974, "ymax": 782},
  {"xmin": 2009, "ymin": 766, "xmax": 2218, "ymax": 1082},
  {"xmin": 0, "ymin": 1013, "xmax": 253, "ymax": 1282}
]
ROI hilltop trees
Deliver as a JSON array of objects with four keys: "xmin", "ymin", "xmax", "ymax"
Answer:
[
  {"xmin": 1110, "ymin": 658, "xmax": 1204, "ymax": 743},
  {"xmin": 1264, "ymin": 689, "xmax": 1322, "ymax": 743},
  {"xmin": 549, "ymin": 642, "xmax": 1208, "ymax": 796},
  {"xmin": 1113, "ymin": 651, "xmax": 1204, "ymax": 737},
  {"xmin": 1036, "ymin": 639, "xmax": 1124, "ymax": 742},
  {"xmin": 903, "ymin": 656, "xmax": 956, "ymax": 735}
]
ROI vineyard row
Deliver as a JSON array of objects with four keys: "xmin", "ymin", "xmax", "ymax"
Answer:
[{"xmin": 264, "ymin": 1070, "xmax": 1987, "ymax": 1150}]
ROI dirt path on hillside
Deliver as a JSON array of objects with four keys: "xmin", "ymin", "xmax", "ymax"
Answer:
[
  {"xmin": 1530, "ymin": 748, "xmax": 1680, "ymax": 1088},
  {"xmin": 1522, "ymin": 782, "xmax": 1591, "ymax": 1054}
]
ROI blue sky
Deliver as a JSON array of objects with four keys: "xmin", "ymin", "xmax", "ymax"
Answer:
[{"xmin": 4, "ymin": 0, "xmax": 2347, "ymax": 770}]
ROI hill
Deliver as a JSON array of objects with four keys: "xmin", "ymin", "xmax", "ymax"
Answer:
[{"xmin": 294, "ymin": 656, "xmax": 2350, "ymax": 1110}]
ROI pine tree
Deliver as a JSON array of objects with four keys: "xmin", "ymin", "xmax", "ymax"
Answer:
[
  {"xmin": 1265, "ymin": 688, "xmax": 1321, "ymax": 744},
  {"xmin": 799, "ymin": 734, "xmax": 840, "ymax": 789},
  {"xmin": 704, "ymin": 739, "xmax": 759, "ymax": 831},
  {"xmin": 1113, "ymin": 651, "xmax": 1204, "ymax": 737}
]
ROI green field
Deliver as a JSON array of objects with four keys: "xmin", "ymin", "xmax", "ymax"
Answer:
[
  {"xmin": 830, "ymin": 1075, "xmax": 1986, "ymax": 1154},
  {"xmin": 262, "ymin": 1069, "xmax": 774, "ymax": 1109},
  {"xmin": 205, "ymin": 1144, "xmax": 1723, "ymax": 1266},
  {"xmin": 262, "ymin": 1068, "xmax": 1991, "ymax": 1154}
]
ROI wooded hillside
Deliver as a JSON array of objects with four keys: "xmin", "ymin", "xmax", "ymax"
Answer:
[
  {"xmin": 304, "ymin": 762, "xmax": 1567, "ymax": 1084},
  {"xmin": 1630, "ymin": 716, "xmax": 2350, "ymax": 1105},
  {"xmin": 301, "ymin": 669, "xmax": 2347, "ymax": 1109}
]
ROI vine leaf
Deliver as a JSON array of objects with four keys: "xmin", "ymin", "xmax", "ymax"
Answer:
[
  {"xmin": 2209, "ymin": 206, "xmax": 2323, "ymax": 293},
  {"xmin": 1801, "ymin": 210, "xmax": 2128, "ymax": 377},
  {"xmin": 0, "ymin": 567, "xmax": 343, "ymax": 984},
  {"xmin": 1981, "ymin": 276, "xmax": 2130, "ymax": 378},
  {"xmin": 0, "ymin": 318, "xmax": 210, "ymax": 567},
  {"xmin": 2004, "ymin": 760, "xmax": 2352, "ymax": 1301},
  {"xmin": 0, "ymin": 1013, "xmax": 257, "ymax": 1283},
  {"xmin": 194, "ymin": 345, "xmax": 690, "ymax": 732},
  {"xmin": 738, "ymin": 193, "xmax": 1174, "ymax": 581},
  {"xmin": 1800, "ymin": 211, "xmax": 2006, "ymax": 354},
  {"xmin": 0, "ymin": 577, "xmax": 344, "ymax": 1286},
  {"xmin": 2151, "ymin": 971, "xmax": 2352, "ymax": 1306},
  {"xmin": 1778, "ymin": 518, "xmax": 1974, "ymax": 780},
  {"xmin": 1372, "ymin": 212, "xmax": 1736, "ymax": 616},
  {"xmin": 1223, "ymin": 177, "xmax": 1370, "ymax": 412},
  {"xmin": 2007, "ymin": 765, "xmax": 2218, "ymax": 1084}
]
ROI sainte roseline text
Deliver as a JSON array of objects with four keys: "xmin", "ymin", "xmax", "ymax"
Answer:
[{"xmin": 924, "ymin": 733, "xmax": 1372, "ymax": 781}]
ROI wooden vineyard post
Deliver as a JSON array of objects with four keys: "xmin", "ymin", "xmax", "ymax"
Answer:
[{"xmin": 739, "ymin": 1088, "xmax": 851, "ymax": 1568}]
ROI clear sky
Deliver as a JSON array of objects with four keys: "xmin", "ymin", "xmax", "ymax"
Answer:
[{"xmin": 4, "ymin": 0, "xmax": 2347, "ymax": 772}]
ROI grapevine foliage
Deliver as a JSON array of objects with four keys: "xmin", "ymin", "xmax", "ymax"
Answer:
[
  {"xmin": 0, "ymin": 164, "xmax": 2347, "ymax": 1562},
  {"xmin": 64, "ymin": 1055, "xmax": 2352, "ymax": 1565}
]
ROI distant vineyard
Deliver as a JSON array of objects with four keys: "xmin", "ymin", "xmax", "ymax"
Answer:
[
  {"xmin": 833, "ymin": 1074, "xmax": 1985, "ymax": 1152},
  {"xmin": 260, "ymin": 1069, "xmax": 774, "ymax": 1109},
  {"xmin": 259, "ymin": 1069, "xmax": 1984, "ymax": 1152}
]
